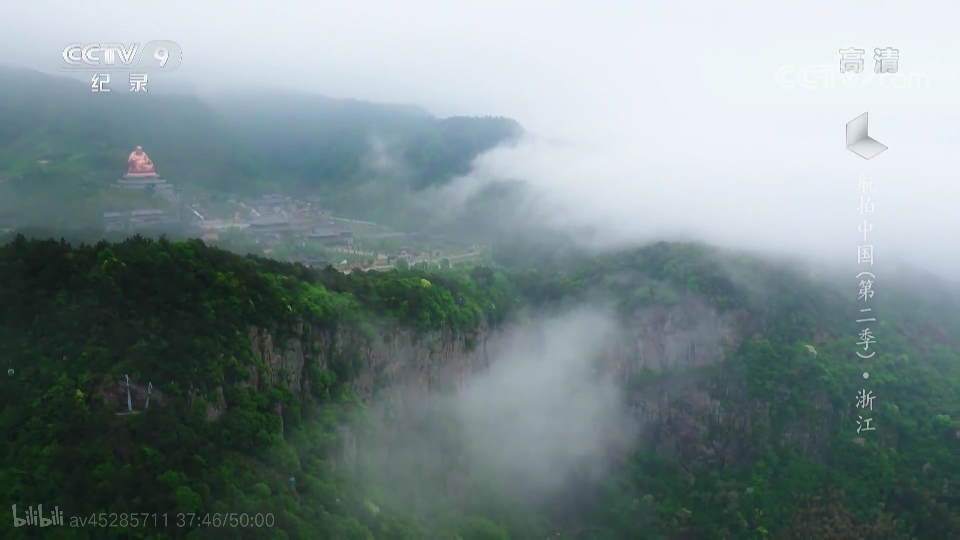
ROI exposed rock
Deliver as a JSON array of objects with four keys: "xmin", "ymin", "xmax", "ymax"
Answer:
[
  {"xmin": 205, "ymin": 386, "xmax": 227, "ymax": 422},
  {"xmin": 273, "ymin": 402, "xmax": 283, "ymax": 438},
  {"xmin": 248, "ymin": 327, "xmax": 305, "ymax": 393}
]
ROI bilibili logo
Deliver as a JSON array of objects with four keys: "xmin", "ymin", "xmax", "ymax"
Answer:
[{"xmin": 12, "ymin": 504, "xmax": 65, "ymax": 527}]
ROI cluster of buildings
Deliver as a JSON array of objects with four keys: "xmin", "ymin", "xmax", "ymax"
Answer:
[
  {"xmin": 187, "ymin": 194, "xmax": 357, "ymax": 251},
  {"xmin": 92, "ymin": 146, "xmax": 483, "ymax": 273},
  {"xmin": 233, "ymin": 195, "xmax": 355, "ymax": 248}
]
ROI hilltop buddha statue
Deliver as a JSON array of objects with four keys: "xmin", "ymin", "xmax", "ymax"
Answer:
[{"xmin": 126, "ymin": 146, "xmax": 157, "ymax": 176}]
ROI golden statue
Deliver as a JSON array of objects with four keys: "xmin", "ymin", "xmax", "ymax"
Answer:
[{"xmin": 126, "ymin": 146, "xmax": 157, "ymax": 176}]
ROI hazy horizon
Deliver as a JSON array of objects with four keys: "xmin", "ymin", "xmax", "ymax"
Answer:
[{"xmin": 2, "ymin": 1, "xmax": 960, "ymax": 277}]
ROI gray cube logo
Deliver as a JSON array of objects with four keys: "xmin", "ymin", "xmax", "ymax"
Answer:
[{"xmin": 846, "ymin": 113, "xmax": 887, "ymax": 160}]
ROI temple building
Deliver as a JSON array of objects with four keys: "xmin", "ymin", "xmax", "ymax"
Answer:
[
  {"xmin": 249, "ymin": 215, "xmax": 292, "ymax": 235},
  {"xmin": 114, "ymin": 146, "xmax": 178, "ymax": 200},
  {"xmin": 249, "ymin": 215, "xmax": 293, "ymax": 246},
  {"xmin": 305, "ymin": 227, "xmax": 354, "ymax": 247},
  {"xmin": 249, "ymin": 194, "xmax": 296, "ymax": 215},
  {"xmin": 130, "ymin": 209, "xmax": 177, "ymax": 229},
  {"xmin": 102, "ymin": 209, "xmax": 179, "ymax": 232}
]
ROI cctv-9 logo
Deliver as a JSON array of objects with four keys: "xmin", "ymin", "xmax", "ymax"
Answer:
[{"xmin": 141, "ymin": 40, "xmax": 182, "ymax": 72}]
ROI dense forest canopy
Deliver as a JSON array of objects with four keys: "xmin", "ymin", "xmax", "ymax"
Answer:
[{"xmin": 1, "ymin": 235, "xmax": 957, "ymax": 539}]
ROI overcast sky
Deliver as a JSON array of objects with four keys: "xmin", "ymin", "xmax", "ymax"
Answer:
[{"xmin": 3, "ymin": 0, "xmax": 960, "ymax": 276}]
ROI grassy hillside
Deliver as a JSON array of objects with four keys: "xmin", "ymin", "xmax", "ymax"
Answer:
[{"xmin": 1, "ymin": 236, "xmax": 956, "ymax": 539}]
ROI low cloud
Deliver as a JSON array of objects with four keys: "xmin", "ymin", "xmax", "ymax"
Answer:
[
  {"xmin": 425, "ymin": 120, "xmax": 960, "ymax": 279},
  {"xmin": 456, "ymin": 307, "xmax": 633, "ymax": 499},
  {"xmin": 365, "ymin": 307, "xmax": 636, "ymax": 508}
]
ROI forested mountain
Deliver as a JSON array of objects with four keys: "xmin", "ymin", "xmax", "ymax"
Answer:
[
  {"xmin": 2, "ymin": 235, "xmax": 957, "ymax": 539},
  {"xmin": 209, "ymin": 92, "xmax": 522, "ymax": 192},
  {"xmin": 0, "ymin": 67, "xmax": 522, "ymax": 227}
]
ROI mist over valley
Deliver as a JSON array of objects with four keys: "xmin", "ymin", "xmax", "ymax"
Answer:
[{"xmin": 1, "ymin": 2, "xmax": 958, "ymax": 539}]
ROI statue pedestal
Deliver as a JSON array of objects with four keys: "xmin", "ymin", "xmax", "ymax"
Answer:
[
  {"xmin": 116, "ymin": 175, "xmax": 165, "ymax": 188},
  {"xmin": 114, "ymin": 175, "xmax": 177, "ymax": 200}
]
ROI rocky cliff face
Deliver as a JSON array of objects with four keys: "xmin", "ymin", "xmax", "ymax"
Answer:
[
  {"xmin": 240, "ymin": 297, "xmax": 832, "ymax": 488},
  {"xmin": 247, "ymin": 301, "xmax": 740, "ymax": 401},
  {"xmin": 247, "ymin": 321, "xmax": 492, "ymax": 406},
  {"xmin": 250, "ymin": 303, "xmax": 720, "ymax": 429}
]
